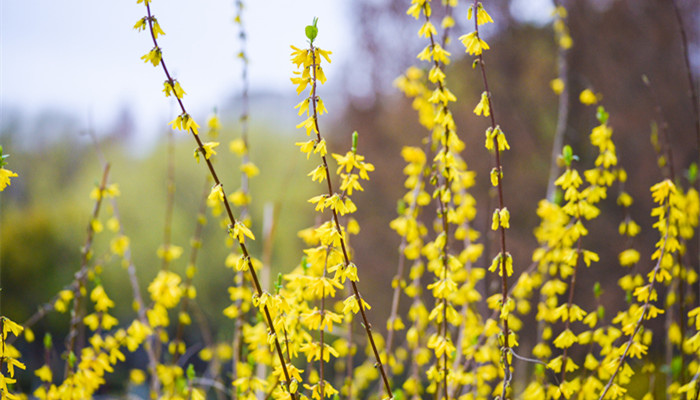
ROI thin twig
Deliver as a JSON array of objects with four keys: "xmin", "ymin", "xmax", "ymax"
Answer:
[
  {"xmin": 139, "ymin": 4, "xmax": 297, "ymax": 397},
  {"xmin": 471, "ymin": 1, "xmax": 512, "ymax": 397},
  {"xmin": 63, "ymin": 163, "xmax": 110, "ymax": 379}
]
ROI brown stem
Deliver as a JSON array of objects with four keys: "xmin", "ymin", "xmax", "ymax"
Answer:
[
  {"xmin": 63, "ymin": 163, "xmax": 110, "ymax": 379},
  {"xmin": 385, "ymin": 143, "xmax": 430, "ymax": 361},
  {"xmin": 598, "ymin": 196, "xmax": 672, "ymax": 400},
  {"xmin": 161, "ymin": 128, "xmax": 176, "ymax": 271},
  {"xmin": 305, "ymin": 43, "xmax": 393, "ymax": 398},
  {"xmin": 546, "ymin": 0, "xmax": 571, "ymax": 202},
  {"xmin": 471, "ymin": 1, "xmax": 512, "ymax": 396},
  {"xmin": 172, "ymin": 175, "xmax": 210, "ymax": 365},
  {"xmin": 235, "ymin": 0, "xmax": 252, "ymax": 222},
  {"xmin": 451, "ymin": 259, "xmax": 539, "ymax": 399},
  {"xmin": 560, "ymin": 234, "xmax": 582, "ymax": 383},
  {"xmin": 140, "ymin": 4, "xmax": 296, "ymax": 398},
  {"xmin": 670, "ymin": 0, "xmax": 700, "ymax": 153}
]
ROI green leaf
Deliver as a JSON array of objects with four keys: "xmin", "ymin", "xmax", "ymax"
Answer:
[{"xmin": 305, "ymin": 17, "xmax": 318, "ymax": 43}]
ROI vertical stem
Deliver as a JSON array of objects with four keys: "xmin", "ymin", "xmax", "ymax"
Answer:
[
  {"xmin": 161, "ymin": 128, "xmax": 176, "ymax": 271},
  {"xmin": 546, "ymin": 0, "xmax": 570, "ymax": 202},
  {"xmin": 472, "ymin": 1, "xmax": 512, "ymax": 396},
  {"xmin": 305, "ymin": 43, "xmax": 393, "ymax": 398},
  {"xmin": 64, "ymin": 163, "xmax": 110, "ymax": 379},
  {"xmin": 140, "ymin": 4, "xmax": 297, "ymax": 398}
]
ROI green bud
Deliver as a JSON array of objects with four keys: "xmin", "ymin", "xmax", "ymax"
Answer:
[
  {"xmin": 596, "ymin": 106, "xmax": 609, "ymax": 124},
  {"xmin": 44, "ymin": 333, "xmax": 53, "ymax": 350},
  {"xmin": 305, "ymin": 17, "xmax": 318, "ymax": 43},
  {"xmin": 671, "ymin": 355, "xmax": 682, "ymax": 378},
  {"xmin": 562, "ymin": 145, "xmax": 574, "ymax": 166},
  {"xmin": 593, "ymin": 281, "xmax": 601, "ymax": 298},
  {"xmin": 686, "ymin": 162, "xmax": 698, "ymax": 183},
  {"xmin": 186, "ymin": 364, "xmax": 195, "ymax": 381},
  {"xmin": 552, "ymin": 188, "xmax": 563, "ymax": 206},
  {"xmin": 351, "ymin": 131, "xmax": 359, "ymax": 154},
  {"xmin": 397, "ymin": 199, "xmax": 407, "ymax": 215}
]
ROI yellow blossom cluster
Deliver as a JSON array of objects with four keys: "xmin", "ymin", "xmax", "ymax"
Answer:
[
  {"xmin": 390, "ymin": 1, "xmax": 498, "ymax": 398},
  {"xmin": 285, "ymin": 27, "xmax": 385, "ymax": 398},
  {"xmin": 8, "ymin": 1, "xmax": 700, "ymax": 400}
]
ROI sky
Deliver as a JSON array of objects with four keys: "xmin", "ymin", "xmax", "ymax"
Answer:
[
  {"xmin": 1, "ymin": 0, "xmax": 554, "ymax": 148},
  {"xmin": 1, "ymin": 0, "xmax": 353, "ymax": 145}
]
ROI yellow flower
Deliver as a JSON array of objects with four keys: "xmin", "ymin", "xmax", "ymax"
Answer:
[
  {"xmin": 343, "ymin": 295, "xmax": 371, "ymax": 314},
  {"xmin": 3, "ymin": 356, "xmax": 25, "ymax": 378},
  {"xmin": 418, "ymin": 21, "xmax": 437, "ymax": 38},
  {"xmin": 579, "ymin": 89, "xmax": 597, "ymax": 105},
  {"xmin": 295, "ymin": 98, "xmax": 310, "ymax": 116},
  {"xmin": 491, "ymin": 207, "xmax": 510, "ymax": 230},
  {"xmin": 1, "ymin": 317, "xmax": 23, "ymax": 340},
  {"xmin": 151, "ymin": 17, "xmax": 165, "ymax": 38},
  {"xmin": 559, "ymin": 35, "xmax": 573, "ymax": 49},
  {"xmin": 650, "ymin": 179, "xmax": 675, "ymax": 204},
  {"xmin": 201, "ymin": 141, "xmax": 219, "ymax": 160},
  {"xmin": 240, "ymin": 162, "xmax": 260, "ymax": 177},
  {"xmin": 208, "ymin": 183, "xmax": 224, "ymax": 203},
  {"xmin": 148, "ymin": 270, "xmax": 183, "ymax": 308},
  {"xmin": 229, "ymin": 189, "xmax": 251, "ymax": 206},
  {"xmin": 315, "ymin": 47, "xmax": 333, "ymax": 64},
  {"xmin": 110, "ymin": 235, "xmax": 130, "ymax": 257},
  {"xmin": 0, "ymin": 168, "xmax": 18, "ymax": 191},
  {"xmin": 308, "ymin": 165, "xmax": 326, "ymax": 183},
  {"xmin": 550, "ymin": 78, "xmax": 564, "ymax": 95},
  {"xmin": 618, "ymin": 248, "xmax": 640, "ymax": 266},
  {"xmin": 340, "ymin": 174, "xmax": 362, "ymax": 195},
  {"xmin": 140, "ymin": 46, "xmax": 162, "ymax": 67},
  {"xmin": 230, "ymin": 221, "xmax": 255, "ymax": 243},
  {"xmin": 459, "ymin": 31, "xmax": 490, "ymax": 55},
  {"xmin": 91, "ymin": 285, "xmax": 115, "ymax": 312},
  {"xmin": 162, "ymin": 80, "xmax": 185, "ymax": 98},
  {"xmin": 107, "ymin": 217, "xmax": 120, "ymax": 232},
  {"xmin": 183, "ymin": 113, "xmax": 200, "ymax": 135},
  {"xmin": 91, "ymin": 218, "xmax": 103, "ymax": 233},
  {"xmin": 555, "ymin": 169, "xmax": 583, "ymax": 189},
  {"xmin": 296, "ymin": 139, "xmax": 315, "ymax": 159},
  {"xmin": 473, "ymin": 91, "xmax": 490, "ymax": 117},
  {"xmin": 468, "ymin": 3, "xmax": 494, "ymax": 25},
  {"xmin": 89, "ymin": 183, "xmax": 120, "ymax": 200},
  {"xmin": 54, "ymin": 289, "xmax": 74, "ymax": 313},
  {"xmin": 157, "ymin": 244, "xmax": 183, "ymax": 261},
  {"xmin": 229, "ymin": 138, "xmax": 247, "ymax": 156},
  {"xmin": 489, "ymin": 252, "xmax": 514, "ymax": 277},
  {"xmin": 133, "ymin": 17, "xmax": 147, "ymax": 32},
  {"xmin": 35, "ymin": 365, "xmax": 52, "ymax": 383}
]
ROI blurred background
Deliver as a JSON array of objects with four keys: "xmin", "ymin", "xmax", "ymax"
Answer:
[{"xmin": 1, "ymin": 0, "xmax": 699, "ymax": 393}]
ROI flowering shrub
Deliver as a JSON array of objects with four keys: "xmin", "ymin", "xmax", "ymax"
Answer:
[{"xmin": 1, "ymin": 1, "xmax": 699, "ymax": 400}]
